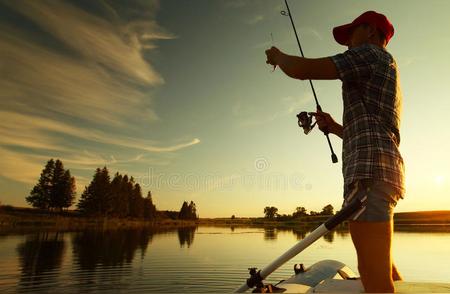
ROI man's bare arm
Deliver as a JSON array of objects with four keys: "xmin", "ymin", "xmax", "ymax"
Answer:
[
  {"xmin": 277, "ymin": 54, "xmax": 338, "ymax": 80},
  {"xmin": 265, "ymin": 47, "xmax": 339, "ymax": 80}
]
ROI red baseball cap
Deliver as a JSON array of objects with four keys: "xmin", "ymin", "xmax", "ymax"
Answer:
[{"xmin": 333, "ymin": 11, "xmax": 394, "ymax": 46}]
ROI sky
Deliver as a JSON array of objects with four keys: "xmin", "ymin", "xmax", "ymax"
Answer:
[{"xmin": 0, "ymin": 0, "xmax": 449, "ymax": 218}]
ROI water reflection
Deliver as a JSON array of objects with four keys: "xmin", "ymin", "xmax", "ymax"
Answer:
[
  {"xmin": 177, "ymin": 226, "xmax": 196, "ymax": 248},
  {"xmin": 292, "ymin": 228, "xmax": 307, "ymax": 240},
  {"xmin": 323, "ymin": 231, "xmax": 335, "ymax": 243},
  {"xmin": 264, "ymin": 227, "xmax": 277, "ymax": 241},
  {"xmin": 336, "ymin": 228, "xmax": 349, "ymax": 238},
  {"xmin": 72, "ymin": 229, "xmax": 154, "ymax": 269},
  {"xmin": 3, "ymin": 225, "xmax": 449, "ymax": 293},
  {"xmin": 16, "ymin": 232, "xmax": 65, "ymax": 288},
  {"xmin": 265, "ymin": 226, "xmax": 343, "ymax": 242}
]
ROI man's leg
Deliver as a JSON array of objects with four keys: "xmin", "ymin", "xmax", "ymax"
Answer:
[
  {"xmin": 351, "ymin": 221, "xmax": 402, "ymax": 282},
  {"xmin": 349, "ymin": 220, "xmax": 395, "ymax": 293}
]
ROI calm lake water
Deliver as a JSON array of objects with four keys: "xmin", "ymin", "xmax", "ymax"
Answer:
[{"xmin": 0, "ymin": 226, "xmax": 449, "ymax": 293}]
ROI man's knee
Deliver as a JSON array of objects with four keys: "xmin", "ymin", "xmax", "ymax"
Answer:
[{"xmin": 358, "ymin": 260, "xmax": 394, "ymax": 292}]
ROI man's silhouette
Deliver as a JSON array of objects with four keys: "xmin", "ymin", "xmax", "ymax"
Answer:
[{"xmin": 266, "ymin": 11, "xmax": 405, "ymax": 293}]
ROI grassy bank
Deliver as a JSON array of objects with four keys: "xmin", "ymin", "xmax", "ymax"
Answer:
[{"xmin": 0, "ymin": 206, "xmax": 199, "ymax": 232}]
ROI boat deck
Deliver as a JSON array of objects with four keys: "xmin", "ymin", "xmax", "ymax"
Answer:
[
  {"xmin": 276, "ymin": 260, "xmax": 450, "ymax": 293},
  {"xmin": 313, "ymin": 279, "xmax": 450, "ymax": 293}
]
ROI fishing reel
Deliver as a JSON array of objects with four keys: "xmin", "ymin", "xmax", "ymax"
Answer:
[
  {"xmin": 296, "ymin": 110, "xmax": 338, "ymax": 163},
  {"xmin": 296, "ymin": 111, "xmax": 317, "ymax": 135}
]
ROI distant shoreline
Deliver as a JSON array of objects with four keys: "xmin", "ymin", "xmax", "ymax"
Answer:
[{"xmin": 1, "ymin": 207, "xmax": 449, "ymax": 232}]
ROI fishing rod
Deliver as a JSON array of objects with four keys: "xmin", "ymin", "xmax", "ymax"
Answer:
[{"xmin": 281, "ymin": 0, "xmax": 338, "ymax": 164}]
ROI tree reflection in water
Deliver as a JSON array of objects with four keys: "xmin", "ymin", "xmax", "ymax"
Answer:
[
  {"xmin": 69, "ymin": 228, "xmax": 156, "ymax": 291},
  {"xmin": 264, "ymin": 227, "xmax": 277, "ymax": 241},
  {"xmin": 292, "ymin": 228, "xmax": 307, "ymax": 240},
  {"xmin": 71, "ymin": 228, "xmax": 154, "ymax": 269},
  {"xmin": 323, "ymin": 231, "xmax": 335, "ymax": 243},
  {"xmin": 274, "ymin": 226, "xmax": 339, "ymax": 243},
  {"xmin": 16, "ymin": 232, "xmax": 65, "ymax": 288},
  {"xmin": 177, "ymin": 226, "xmax": 196, "ymax": 248}
]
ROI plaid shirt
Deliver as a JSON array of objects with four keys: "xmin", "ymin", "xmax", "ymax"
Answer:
[{"xmin": 331, "ymin": 44, "xmax": 405, "ymax": 199}]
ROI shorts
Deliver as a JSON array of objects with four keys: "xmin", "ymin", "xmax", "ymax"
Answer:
[{"xmin": 342, "ymin": 179, "xmax": 401, "ymax": 222}]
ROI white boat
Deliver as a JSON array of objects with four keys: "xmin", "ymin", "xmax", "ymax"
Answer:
[{"xmin": 271, "ymin": 259, "xmax": 450, "ymax": 293}]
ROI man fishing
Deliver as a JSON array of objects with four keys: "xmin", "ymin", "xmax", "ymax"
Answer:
[{"xmin": 265, "ymin": 11, "xmax": 405, "ymax": 293}]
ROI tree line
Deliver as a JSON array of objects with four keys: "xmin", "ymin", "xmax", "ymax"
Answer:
[
  {"xmin": 77, "ymin": 166, "xmax": 156, "ymax": 218},
  {"xmin": 26, "ymin": 159, "xmax": 198, "ymax": 220},
  {"xmin": 263, "ymin": 204, "xmax": 335, "ymax": 219}
]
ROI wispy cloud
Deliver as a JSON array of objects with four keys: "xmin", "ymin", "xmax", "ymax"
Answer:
[
  {"xmin": 3, "ymin": 1, "xmax": 168, "ymax": 85},
  {"xmin": 232, "ymin": 93, "xmax": 313, "ymax": 128},
  {"xmin": 0, "ymin": 0, "xmax": 172, "ymax": 127},
  {"xmin": 398, "ymin": 56, "xmax": 423, "ymax": 67},
  {"xmin": 246, "ymin": 14, "xmax": 265, "ymax": 25},
  {"xmin": 281, "ymin": 94, "xmax": 314, "ymax": 114},
  {"xmin": 0, "ymin": 110, "xmax": 200, "ymax": 154},
  {"xmin": 299, "ymin": 27, "xmax": 323, "ymax": 41},
  {"xmin": 0, "ymin": 147, "xmax": 44, "ymax": 185},
  {"xmin": 238, "ymin": 113, "xmax": 280, "ymax": 128}
]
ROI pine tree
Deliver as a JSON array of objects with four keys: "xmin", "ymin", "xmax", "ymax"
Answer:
[
  {"xmin": 98, "ymin": 167, "xmax": 111, "ymax": 215},
  {"xmin": 110, "ymin": 173, "xmax": 123, "ymax": 217},
  {"xmin": 124, "ymin": 176, "xmax": 134, "ymax": 217},
  {"xmin": 50, "ymin": 159, "xmax": 65, "ymax": 210},
  {"xmin": 178, "ymin": 201, "xmax": 189, "ymax": 219},
  {"xmin": 26, "ymin": 159, "xmax": 55, "ymax": 209},
  {"xmin": 61, "ymin": 170, "xmax": 76, "ymax": 210},
  {"xmin": 178, "ymin": 201, "xmax": 198, "ymax": 220},
  {"xmin": 128, "ymin": 177, "xmax": 137, "ymax": 217},
  {"xmin": 129, "ymin": 182, "xmax": 144, "ymax": 218},
  {"xmin": 77, "ymin": 167, "xmax": 111, "ymax": 216},
  {"xmin": 136, "ymin": 184, "xmax": 145, "ymax": 217},
  {"xmin": 188, "ymin": 201, "xmax": 198, "ymax": 219},
  {"xmin": 119, "ymin": 175, "xmax": 131, "ymax": 217},
  {"xmin": 77, "ymin": 186, "xmax": 92, "ymax": 214},
  {"xmin": 143, "ymin": 191, "xmax": 157, "ymax": 219}
]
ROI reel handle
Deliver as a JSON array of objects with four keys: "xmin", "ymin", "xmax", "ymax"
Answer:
[
  {"xmin": 325, "ymin": 132, "xmax": 338, "ymax": 163},
  {"xmin": 314, "ymin": 105, "xmax": 338, "ymax": 163}
]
